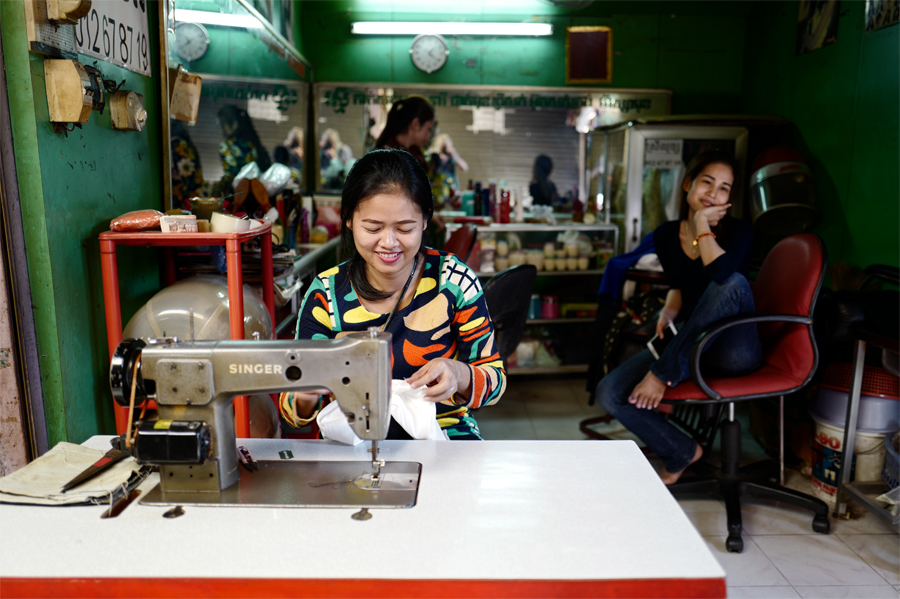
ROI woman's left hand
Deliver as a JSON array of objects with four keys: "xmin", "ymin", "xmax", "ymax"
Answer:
[{"xmin": 406, "ymin": 358, "xmax": 471, "ymax": 403}]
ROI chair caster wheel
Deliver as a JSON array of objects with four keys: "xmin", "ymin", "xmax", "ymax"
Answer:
[
  {"xmin": 812, "ymin": 515, "xmax": 830, "ymax": 534},
  {"xmin": 726, "ymin": 535, "xmax": 743, "ymax": 553}
]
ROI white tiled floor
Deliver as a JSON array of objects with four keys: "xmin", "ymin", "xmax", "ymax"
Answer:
[{"xmin": 475, "ymin": 375, "xmax": 900, "ymax": 598}]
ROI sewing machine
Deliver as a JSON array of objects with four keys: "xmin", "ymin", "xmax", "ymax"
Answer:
[{"xmin": 109, "ymin": 330, "xmax": 421, "ymax": 512}]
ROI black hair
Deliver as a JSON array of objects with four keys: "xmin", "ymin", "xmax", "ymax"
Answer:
[
  {"xmin": 273, "ymin": 146, "xmax": 290, "ymax": 166},
  {"xmin": 531, "ymin": 154, "xmax": 554, "ymax": 202},
  {"xmin": 375, "ymin": 96, "xmax": 435, "ymax": 149},
  {"xmin": 217, "ymin": 104, "xmax": 272, "ymax": 172},
  {"xmin": 678, "ymin": 149, "xmax": 741, "ymax": 232},
  {"xmin": 340, "ymin": 149, "xmax": 434, "ymax": 301}
]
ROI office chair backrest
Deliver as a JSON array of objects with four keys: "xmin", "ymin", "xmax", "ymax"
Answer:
[
  {"xmin": 443, "ymin": 224, "xmax": 478, "ymax": 263},
  {"xmin": 752, "ymin": 233, "xmax": 826, "ymax": 381},
  {"xmin": 482, "ymin": 264, "xmax": 537, "ymax": 363}
]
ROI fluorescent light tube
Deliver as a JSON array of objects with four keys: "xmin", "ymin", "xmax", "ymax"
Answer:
[
  {"xmin": 350, "ymin": 22, "xmax": 553, "ymax": 36},
  {"xmin": 175, "ymin": 9, "xmax": 262, "ymax": 29}
]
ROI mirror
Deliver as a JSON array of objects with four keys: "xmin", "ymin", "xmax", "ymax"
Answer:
[
  {"xmin": 162, "ymin": 0, "xmax": 311, "ymax": 211},
  {"xmin": 314, "ymin": 84, "xmax": 671, "ymax": 209}
]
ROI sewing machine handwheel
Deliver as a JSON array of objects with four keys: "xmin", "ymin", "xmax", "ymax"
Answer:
[{"xmin": 110, "ymin": 338, "xmax": 147, "ymax": 406}]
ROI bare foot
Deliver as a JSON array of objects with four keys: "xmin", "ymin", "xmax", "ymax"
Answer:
[
  {"xmin": 660, "ymin": 443, "xmax": 703, "ymax": 485},
  {"xmin": 628, "ymin": 371, "xmax": 667, "ymax": 410}
]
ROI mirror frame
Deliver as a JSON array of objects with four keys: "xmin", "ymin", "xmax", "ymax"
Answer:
[{"xmin": 160, "ymin": 0, "xmax": 313, "ymax": 211}]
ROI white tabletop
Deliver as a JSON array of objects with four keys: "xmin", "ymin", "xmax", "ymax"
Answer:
[{"xmin": 1, "ymin": 437, "xmax": 725, "ymax": 597}]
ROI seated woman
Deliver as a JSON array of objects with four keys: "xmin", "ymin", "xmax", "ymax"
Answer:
[
  {"xmin": 595, "ymin": 149, "xmax": 762, "ymax": 484},
  {"xmin": 281, "ymin": 148, "xmax": 506, "ymax": 440}
]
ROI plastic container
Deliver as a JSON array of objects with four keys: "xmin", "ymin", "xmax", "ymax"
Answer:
[
  {"xmin": 541, "ymin": 295, "xmax": 560, "ymax": 319},
  {"xmin": 812, "ymin": 363, "xmax": 899, "ymax": 434},
  {"xmin": 810, "ymin": 415, "xmax": 887, "ymax": 503},
  {"xmin": 527, "ymin": 295, "xmax": 541, "ymax": 320}
]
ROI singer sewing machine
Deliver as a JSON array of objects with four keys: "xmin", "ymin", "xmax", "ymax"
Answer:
[{"xmin": 109, "ymin": 330, "xmax": 421, "ymax": 512}]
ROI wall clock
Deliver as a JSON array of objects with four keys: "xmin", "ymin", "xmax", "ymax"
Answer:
[
  {"xmin": 409, "ymin": 34, "xmax": 449, "ymax": 74},
  {"xmin": 174, "ymin": 22, "xmax": 210, "ymax": 62}
]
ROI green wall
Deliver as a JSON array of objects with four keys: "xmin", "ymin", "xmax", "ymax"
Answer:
[
  {"xmin": 176, "ymin": 0, "xmax": 309, "ymax": 80},
  {"xmin": 1, "ymin": 1, "xmax": 163, "ymax": 444},
  {"xmin": 299, "ymin": 0, "xmax": 749, "ymax": 114},
  {"xmin": 742, "ymin": 1, "xmax": 899, "ymax": 270}
]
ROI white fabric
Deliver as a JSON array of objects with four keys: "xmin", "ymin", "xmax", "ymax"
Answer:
[
  {"xmin": 0, "ymin": 443, "xmax": 143, "ymax": 505},
  {"xmin": 317, "ymin": 380, "xmax": 448, "ymax": 445}
]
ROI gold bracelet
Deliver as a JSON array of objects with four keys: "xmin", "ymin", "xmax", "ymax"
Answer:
[{"xmin": 692, "ymin": 231, "xmax": 716, "ymax": 249}]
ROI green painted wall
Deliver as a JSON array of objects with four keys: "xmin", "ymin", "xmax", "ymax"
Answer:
[
  {"xmin": 742, "ymin": 1, "xmax": 899, "ymax": 270},
  {"xmin": 1, "ymin": 1, "xmax": 163, "ymax": 444},
  {"xmin": 177, "ymin": 0, "xmax": 309, "ymax": 80},
  {"xmin": 299, "ymin": 0, "xmax": 749, "ymax": 114}
]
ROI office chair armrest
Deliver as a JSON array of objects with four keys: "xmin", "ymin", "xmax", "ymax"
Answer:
[{"xmin": 688, "ymin": 314, "xmax": 814, "ymax": 400}]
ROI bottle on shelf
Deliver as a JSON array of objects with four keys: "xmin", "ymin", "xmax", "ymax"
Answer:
[{"xmin": 473, "ymin": 182, "xmax": 483, "ymax": 216}]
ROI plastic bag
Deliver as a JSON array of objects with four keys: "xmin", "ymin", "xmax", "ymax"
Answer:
[
  {"xmin": 109, "ymin": 209, "xmax": 163, "ymax": 232},
  {"xmin": 259, "ymin": 163, "xmax": 292, "ymax": 198},
  {"xmin": 232, "ymin": 161, "xmax": 261, "ymax": 191}
]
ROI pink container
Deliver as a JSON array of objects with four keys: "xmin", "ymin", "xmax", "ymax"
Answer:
[{"xmin": 541, "ymin": 295, "xmax": 560, "ymax": 319}]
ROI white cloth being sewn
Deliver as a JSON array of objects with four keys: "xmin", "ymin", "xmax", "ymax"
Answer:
[{"xmin": 317, "ymin": 379, "xmax": 448, "ymax": 444}]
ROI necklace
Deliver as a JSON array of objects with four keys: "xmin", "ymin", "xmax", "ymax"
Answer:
[
  {"xmin": 380, "ymin": 252, "xmax": 420, "ymax": 333},
  {"xmin": 684, "ymin": 220, "xmax": 698, "ymax": 255}
]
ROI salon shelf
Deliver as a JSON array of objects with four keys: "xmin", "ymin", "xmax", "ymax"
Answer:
[{"xmin": 99, "ymin": 224, "xmax": 276, "ymax": 438}]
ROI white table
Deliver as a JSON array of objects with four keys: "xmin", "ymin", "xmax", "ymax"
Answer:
[{"xmin": 0, "ymin": 437, "xmax": 725, "ymax": 598}]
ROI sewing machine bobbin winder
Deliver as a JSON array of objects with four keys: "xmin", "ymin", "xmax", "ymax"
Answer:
[{"xmin": 109, "ymin": 329, "xmax": 421, "ymax": 513}]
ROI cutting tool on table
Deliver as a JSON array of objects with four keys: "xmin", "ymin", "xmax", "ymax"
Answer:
[{"xmin": 60, "ymin": 448, "xmax": 130, "ymax": 493}]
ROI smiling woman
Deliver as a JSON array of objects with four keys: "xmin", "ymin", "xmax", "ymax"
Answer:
[
  {"xmin": 594, "ymin": 149, "xmax": 762, "ymax": 485},
  {"xmin": 280, "ymin": 149, "xmax": 507, "ymax": 440}
]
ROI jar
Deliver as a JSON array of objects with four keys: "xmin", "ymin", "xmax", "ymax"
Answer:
[
  {"xmin": 543, "ymin": 242, "xmax": 556, "ymax": 258},
  {"xmin": 578, "ymin": 255, "xmax": 590, "ymax": 270},
  {"xmin": 565, "ymin": 242, "xmax": 579, "ymax": 257},
  {"xmin": 543, "ymin": 259, "xmax": 555, "ymax": 272},
  {"xmin": 509, "ymin": 250, "xmax": 526, "ymax": 266},
  {"xmin": 555, "ymin": 257, "xmax": 567, "ymax": 271},
  {"xmin": 526, "ymin": 250, "xmax": 544, "ymax": 271},
  {"xmin": 566, "ymin": 256, "xmax": 579, "ymax": 271},
  {"xmin": 497, "ymin": 240, "xmax": 509, "ymax": 256},
  {"xmin": 541, "ymin": 295, "xmax": 560, "ymax": 319},
  {"xmin": 495, "ymin": 256, "xmax": 510, "ymax": 271}
]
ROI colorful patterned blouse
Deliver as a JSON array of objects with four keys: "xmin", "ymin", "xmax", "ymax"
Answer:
[
  {"xmin": 218, "ymin": 137, "xmax": 260, "ymax": 191},
  {"xmin": 171, "ymin": 136, "xmax": 206, "ymax": 208},
  {"xmin": 288, "ymin": 248, "xmax": 506, "ymax": 439}
]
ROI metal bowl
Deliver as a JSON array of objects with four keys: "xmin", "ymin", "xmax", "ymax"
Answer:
[{"xmin": 189, "ymin": 197, "xmax": 225, "ymax": 222}]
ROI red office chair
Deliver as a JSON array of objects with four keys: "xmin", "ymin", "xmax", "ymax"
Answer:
[
  {"xmin": 443, "ymin": 224, "xmax": 478, "ymax": 264},
  {"xmin": 663, "ymin": 233, "xmax": 830, "ymax": 553}
]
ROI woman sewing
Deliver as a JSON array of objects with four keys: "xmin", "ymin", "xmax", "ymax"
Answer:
[
  {"xmin": 280, "ymin": 149, "xmax": 506, "ymax": 440},
  {"xmin": 595, "ymin": 149, "xmax": 761, "ymax": 484}
]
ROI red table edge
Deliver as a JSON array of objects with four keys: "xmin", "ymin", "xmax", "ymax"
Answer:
[
  {"xmin": 0, "ymin": 576, "xmax": 726, "ymax": 598},
  {"xmin": 99, "ymin": 224, "xmax": 276, "ymax": 438}
]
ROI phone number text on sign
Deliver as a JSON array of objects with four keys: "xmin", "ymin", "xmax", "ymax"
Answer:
[{"xmin": 74, "ymin": 1, "xmax": 151, "ymax": 77}]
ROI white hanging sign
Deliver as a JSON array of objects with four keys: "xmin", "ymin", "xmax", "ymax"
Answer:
[
  {"xmin": 644, "ymin": 139, "xmax": 684, "ymax": 169},
  {"xmin": 74, "ymin": 0, "xmax": 152, "ymax": 77}
]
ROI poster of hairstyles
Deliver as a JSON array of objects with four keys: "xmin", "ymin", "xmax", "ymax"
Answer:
[
  {"xmin": 796, "ymin": 0, "xmax": 840, "ymax": 55},
  {"xmin": 865, "ymin": 0, "xmax": 900, "ymax": 31}
]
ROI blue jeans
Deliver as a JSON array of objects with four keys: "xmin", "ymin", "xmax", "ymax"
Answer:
[{"xmin": 595, "ymin": 273, "xmax": 762, "ymax": 472}]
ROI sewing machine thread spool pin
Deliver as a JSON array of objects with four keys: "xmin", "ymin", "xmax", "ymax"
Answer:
[{"xmin": 190, "ymin": 308, "xmax": 194, "ymax": 341}]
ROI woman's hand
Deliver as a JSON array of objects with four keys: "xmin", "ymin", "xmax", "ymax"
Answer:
[
  {"xmin": 656, "ymin": 307, "xmax": 679, "ymax": 339},
  {"xmin": 694, "ymin": 203, "xmax": 731, "ymax": 229},
  {"xmin": 406, "ymin": 359, "xmax": 471, "ymax": 403}
]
